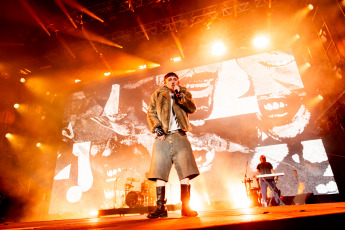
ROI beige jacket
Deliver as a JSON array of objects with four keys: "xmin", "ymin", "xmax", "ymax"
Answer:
[{"xmin": 147, "ymin": 86, "xmax": 196, "ymax": 134}]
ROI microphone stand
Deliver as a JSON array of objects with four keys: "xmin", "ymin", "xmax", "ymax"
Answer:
[
  {"xmin": 114, "ymin": 169, "xmax": 126, "ymax": 209},
  {"xmin": 242, "ymin": 161, "xmax": 250, "ymax": 200}
]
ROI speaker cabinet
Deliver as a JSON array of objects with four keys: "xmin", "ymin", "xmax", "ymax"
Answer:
[{"xmin": 293, "ymin": 193, "xmax": 319, "ymax": 205}]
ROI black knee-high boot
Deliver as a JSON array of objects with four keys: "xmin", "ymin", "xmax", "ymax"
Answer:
[
  {"xmin": 147, "ymin": 186, "xmax": 168, "ymax": 219},
  {"xmin": 181, "ymin": 184, "xmax": 198, "ymax": 217}
]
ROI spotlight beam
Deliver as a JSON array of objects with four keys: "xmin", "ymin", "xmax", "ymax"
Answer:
[
  {"xmin": 56, "ymin": 35, "xmax": 76, "ymax": 59},
  {"xmin": 64, "ymin": 28, "xmax": 123, "ymax": 49},
  {"xmin": 61, "ymin": 0, "xmax": 104, "ymax": 23},
  {"xmin": 136, "ymin": 16, "xmax": 149, "ymax": 40},
  {"xmin": 55, "ymin": 0, "xmax": 77, "ymax": 29},
  {"xmin": 82, "ymin": 29, "xmax": 99, "ymax": 53},
  {"xmin": 171, "ymin": 31, "xmax": 185, "ymax": 58},
  {"xmin": 19, "ymin": 0, "xmax": 51, "ymax": 36}
]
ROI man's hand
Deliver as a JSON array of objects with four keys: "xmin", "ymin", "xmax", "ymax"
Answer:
[
  {"xmin": 154, "ymin": 127, "xmax": 166, "ymax": 140},
  {"xmin": 154, "ymin": 126, "xmax": 165, "ymax": 136},
  {"xmin": 156, "ymin": 135, "xmax": 166, "ymax": 141},
  {"xmin": 174, "ymin": 85, "xmax": 180, "ymax": 92}
]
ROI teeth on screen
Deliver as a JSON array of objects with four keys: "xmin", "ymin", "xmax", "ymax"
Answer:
[
  {"xmin": 107, "ymin": 169, "xmax": 117, "ymax": 177},
  {"xmin": 264, "ymin": 104, "xmax": 273, "ymax": 110},
  {"xmin": 268, "ymin": 112, "xmax": 288, "ymax": 118},
  {"xmin": 273, "ymin": 102, "xmax": 279, "ymax": 109},
  {"xmin": 264, "ymin": 102, "xmax": 287, "ymax": 111}
]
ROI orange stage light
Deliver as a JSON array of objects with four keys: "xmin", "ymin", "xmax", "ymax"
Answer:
[
  {"xmin": 211, "ymin": 41, "xmax": 227, "ymax": 56},
  {"xmin": 252, "ymin": 35, "xmax": 270, "ymax": 49}
]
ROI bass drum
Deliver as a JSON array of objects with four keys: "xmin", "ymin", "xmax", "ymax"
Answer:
[
  {"xmin": 125, "ymin": 191, "xmax": 143, "ymax": 208},
  {"xmin": 249, "ymin": 187, "xmax": 261, "ymax": 207}
]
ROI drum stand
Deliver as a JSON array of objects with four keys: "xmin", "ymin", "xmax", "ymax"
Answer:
[
  {"xmin": 243, "ymin": 176, "xmax": 261, "ymax": 207},
  {"xmin": 114, "ymin": 171, "xmax": 126, "ymax": 209},
  {"xmin": 242, "ymin": 161, "xmax": 261, "ymax": 207}
]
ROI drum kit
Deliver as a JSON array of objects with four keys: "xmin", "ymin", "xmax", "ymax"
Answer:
[
  {"xmin": 242, "ymin": 177, "xmax": 261, "ymax": 207},
  {"xmin": 242, "ymin": 161, "xmax": 261, "ymax": 207},
  {"xmin": 242, "ymin": 172, "xmax": 285, "ymax": 207},
  {"xmin": 124, "ymin": 177, "xmax": 155, "ymax": 208}
]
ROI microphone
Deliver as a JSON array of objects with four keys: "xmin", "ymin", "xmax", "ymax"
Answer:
[{"xmin": 175, "ymin": 89, "xmax": 181, "ymax": 98}]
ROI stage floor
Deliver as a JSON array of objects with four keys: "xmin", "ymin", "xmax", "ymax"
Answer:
[{"xmin": 2, "ymin": 202, "xmax": 345, "ymax": 229}]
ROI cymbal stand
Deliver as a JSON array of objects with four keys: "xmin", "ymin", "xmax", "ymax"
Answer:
[
  {"xmin": 114, "ymin": 170, "xmax": 126, "ymax": 209},
  {"xmin": 242, "ymin": 161, "xmax": 250, "ymax": 198}
]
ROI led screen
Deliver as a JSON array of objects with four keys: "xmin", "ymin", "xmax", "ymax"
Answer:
[{"xmin": 49, "ymin": 49, "xmax": 338, "ymax": 213}]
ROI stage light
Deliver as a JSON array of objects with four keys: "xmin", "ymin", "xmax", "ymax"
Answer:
[
  {"xmin": 305, "ymin": 93, "xmax": 324, "ymax": 108},
  {"xmin": 139, "ymin": 64, "xmax": 147, "ymax": 69},
  {"xmin": 5, "ymin": 133, "xmax": 13, "ymax": 139},
  {"xmin": 211, "ymin": 41, "xmax": 227, "ymax": 56},
  {"xmin": 89, "ymin": 210, "xmax": 98, "ymax": 216},
  {"xmin": 171, "ymin": 57, "xmax": 182, "ymax": 62},
  {"xmin": 20, "ymin": 77, "xmax": 26, "ymax": 83},
  {"xmin": 299, "ymin": 62, "xmax": 312, "ymax": 73},
  {"xmin": 252, "ymin": 35, "xmax": 270, "ymax": 49},
  {"xmin": 75, "ymin": 79, "xmax": 81, "ymax": 83},
  {"xmin": 36, "ymin": 142, "xmax": 41, "ymax": 147},
  {"xmin": 14, "ymin": 103, "xmax": 19, "ymax": 109},
  {"xmin": 295, "ymin": 34, "xmax": 300, "ymax": 39},
  {"xmin": 147, "ymin": 63, "xmax": 160, "ymax": 69},
  {"xmin": 0, "ymin": 72, "xmax": 10, "ymax": 79},
  {"xmin": 308, "ymin": 4, "xmax": 314, "ymax": 10},
  {"xmin": 104, "ymin": 72, "xmax": 111, "ymax": 76},
  {"xmin": 227, "ymin": 182, "xmax": 251, "ymax": 208},
  {"xmin": 190, "ymin": 191, "xmax": 203, "ymax": 211}
]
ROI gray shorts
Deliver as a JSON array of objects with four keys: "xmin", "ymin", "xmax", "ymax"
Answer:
[{"xmin": 148, "ymin": 130, "xmax": 200, "ymax": 182}]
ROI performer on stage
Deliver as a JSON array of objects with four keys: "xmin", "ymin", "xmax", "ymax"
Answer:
[
  {"xmin": 146, "ymin": 72, "xmax": 200, "ymax": 218},
  {"xmin": 254, "ymin": 155, "xmax": 281, "ymax": 207}
]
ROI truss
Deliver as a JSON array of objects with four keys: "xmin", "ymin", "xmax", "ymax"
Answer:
[
  {"xmin": 51, "ymin": 0, "xmax": 278, "ymax": 44},
  {"xmin": 106, "ymin": 0, "xmax": 278, "ymax": 44}
]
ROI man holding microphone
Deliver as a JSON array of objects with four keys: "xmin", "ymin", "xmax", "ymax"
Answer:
[{"xmin": 146, "ymin": 72, "xmax": 200, "ymax": 218}]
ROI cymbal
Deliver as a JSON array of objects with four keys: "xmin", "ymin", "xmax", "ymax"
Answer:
[
  {"xmin": 242, "ymin": 178, "xmax": 253, "ymax": 183},
  {"xmin": 127, "ymin": 177, "xmax": 140, "ymax": 182},
  {"xmin": 125, "ymin": 183, "xmax": 134, "ymax": 187}
]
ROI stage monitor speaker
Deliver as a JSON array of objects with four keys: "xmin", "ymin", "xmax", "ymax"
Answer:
[{"xmin": 293, "ymin": 193, "xmax": 319, "ymax": 205}]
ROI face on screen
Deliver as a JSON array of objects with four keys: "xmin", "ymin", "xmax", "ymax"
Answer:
[
  {"xmin": 236, "ymin": 50, "xmax": 310, "ymax": 140},
  {"xmin": 175, "ymin": 65, "xmax": 220, "ymax": 121}
]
